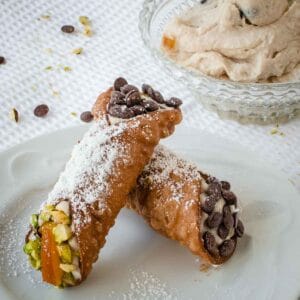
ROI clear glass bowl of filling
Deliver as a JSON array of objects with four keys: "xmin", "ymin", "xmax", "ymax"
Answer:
[{"xmin": 139, "ymin": 0, "xmax": 300, "ymax": 123}]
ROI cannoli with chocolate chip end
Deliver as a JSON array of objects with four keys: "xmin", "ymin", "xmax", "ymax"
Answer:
[
  {"xmin": 127, "ymin": 146, "xmax": 244, "ymax": 265},
  {"xmin": 23, "ymin": 78, "xmax": 182, "ymax": 287}
]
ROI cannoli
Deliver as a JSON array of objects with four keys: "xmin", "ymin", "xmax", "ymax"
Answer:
[
  {"xmin": 23, "ymin": 78, "xmax": 182, "ymax": 287},
  {"xmin": 127, "ymin": 146, "xmax": 244, "ymax": 265}
]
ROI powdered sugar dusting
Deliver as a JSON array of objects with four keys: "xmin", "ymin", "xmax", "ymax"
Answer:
[
  {"xmin": 109, "ymin": 269, "xmax": 178, "ymax": 299},
  {"xmin": 45, "ymin": 118, "xmax": 140, "ymax": 226},
  {"xmin": 139, "ymin": 145, "xmax": 204, "ymax": 204}
]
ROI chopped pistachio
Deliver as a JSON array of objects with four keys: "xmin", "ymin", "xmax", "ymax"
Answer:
[
  {"xmin": 52, "ymin": 90, "xmax": 60, "ymax": 97},
  {"xmin": 40, "ymin": 15, "xmax": 51, "ymax": 20},
  {"xmin": 44, "ymin": 48, "xmax": 53, "ymax": 54},
  {"xmin": 72, "ymin": 47, "xmax": 83, "ymax": 55},
  {"xmin": 79, "ymin": 16, "xmax": 90, "ymax": 26},
  {"xmin": 9, "ymin": 108, "xmax": 19, "ymax": 123},
  {"xmin": 70, "ymin": 112, "xmax": 77, "ymax": 117},
  {"xmin": 270, "ymin": 128, "xmax": 278, "ymax": 135},
  {"xmin": 51, "ymin": 210, "xmax": 70, "ymax": 225},
  {"xmin": 29, "ymin": 256, "xmax": 41, "ymax": 270},
  {"xmin": 62, "ymin": 272, "xmax": 76, "ymax": 286},
  {"xmin": 83, "ymin": 26, "xmax": 92, "ymax": 37},
  {"xmin": 23, "ymin": 239, "xmax": 41, "ymax": 255},
  {"xmin": 63, "ymin": 66, "xmax": 72, "ymax": 72},
  {"xmin": 30, "ymin": 214, "xmax": 39, "ymax": 228},
  {"xmin": 40, "ymin": 211, "xmax": 51, "ymax": 222},
  {"xmin": 60, "ymin": 264, "xmax": 76, "ymax": 273},
  {"xmin": 57, "ymin": 244, "xmax": 72, "ymax": 263},
  {"xmin": 45, "ymin": 205, "xmax": 55, "ymax": 211},
  {"xmin": 45, "ymin": 66, "xmax": 53, "ymax": 71},
  {"xmin": 53, "ymin": 224, "xmax": 72, "ymax": 243}
]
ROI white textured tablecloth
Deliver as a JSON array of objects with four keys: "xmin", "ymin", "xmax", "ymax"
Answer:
[{"xmin": 0, "ymin": 0, "xmax": 299, "ymax": 191}]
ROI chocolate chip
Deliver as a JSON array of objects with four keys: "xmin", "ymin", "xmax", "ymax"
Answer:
[
  {"xmin": 218, "ymin": 224, "xmax": 229, "ymax": 239},
  {"xmin": 201, "ymin": 196, "xmax": 217, "ymax": 214},
  {"xmin": 223, "ymin": 206, "xmax": 234, "ymax": 230},
  {"xmin": 108, "ymin": 105, "xmax": 135, "ymax": 119},
  {"xmin": 61, "ymin": 25, "xmax": 75, "ymax": 33},
  {"xmin": 165, "ymin": 97, "xmax": 182, "ymax": 108},
  {"xmin": 153, "ymin": 91, "xmax": 165, "ymax": 104},
  {"xmin": 219, "ymin": 239, "xmax": 236, "ymax": 257},
  {"xmin": 34, "ymin": 104, "xmax": 49, "ymax": 117},
  {"xmin": 113, "ymin": 77, "xmax": 128, "ymax": 91},
  {"xmin": 203, "ymin": 232, "xmax": 219, "ymax": 256},
  {"xmin": 126, "ymin": 90, "xmax": 142, "ymax": 107},
  {"xmin": 206, "ymin": 212, "xmax": 222, "ymax": 229},
  {"xmin": 131, "ymin": 105, "xmax": 146, "ymax": 116},
  {"xmin": 0, "ymin": 56, "xmax": 5, "ymax": 64},
  {"xmin": 142, "ymin": 100, "xmax": 159, "ymax": 112},
  {"xmin": 235, "ymin": 220, "xmax": 244, "ymax": 238},
  {"xmin": 120, "ymin": 84, "xmax": 139, "ymax": 95},
  {"xmin": 110, "ymin": 91, "xmax": 126, "ymax": 105},
  {"xmin": 142, "ymin": 84, "xmax": 155, "ymax": 98},
  {"xmin": 206, "ymin": 182, "xmax": 222, "ymax": 198},
  {"xmin": 80, "ymin": 111, "xmax": 93, "ymax": 123},
  {"xmin": 222, "ymin": 190, "xmax": 237, "ymax": 205},
  {"xmin": 206, "ymin": 176, "xmax": 217, "ymax": 184},
  {"xmin": 221, "ymin": 181, "xmax": 230, "ymax": 190}
]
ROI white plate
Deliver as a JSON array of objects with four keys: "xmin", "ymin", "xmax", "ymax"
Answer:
[{"xmin": 0, "ymin": 125, "xmax": 299, "ymax": 300}]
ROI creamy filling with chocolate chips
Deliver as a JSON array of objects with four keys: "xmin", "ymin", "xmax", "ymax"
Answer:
[
  {"xmin": 199, "ymin": 175, "xmax": 244, "ymax": 259},
  {"xmin": 24, "ymin": 201, "xmax": 81, "ymax": 287},
  {"xmin": 107, "ymin": 77, "xmax": 182, "ymax": 122}
]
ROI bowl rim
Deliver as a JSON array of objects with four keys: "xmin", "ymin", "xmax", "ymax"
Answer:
[{"xmin": 138, "ymin": 0, "xmax": 300, "ymax": 91}]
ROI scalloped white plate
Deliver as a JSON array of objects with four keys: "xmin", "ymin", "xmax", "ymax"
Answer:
[{"xmin": 0, "ymin": 125, "xmax": 299, "ymax": 300}]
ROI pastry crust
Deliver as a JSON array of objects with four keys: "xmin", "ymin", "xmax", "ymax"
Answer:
[{"xmin": 127, "ymin": 146, "xmax": 243, "ymax": 265}]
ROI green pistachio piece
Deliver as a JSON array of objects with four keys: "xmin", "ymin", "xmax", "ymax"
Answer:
[
  {"xmin": 30, "ymin": 214, "xmax": 39, "ymax": 228},
  {"xmin": 62, "ymin": 272, "xmax": 75, "ymax": 286},
  {"xmin": 53, "ymin": 224, "xmax": 72, "ymax": 244},
  {"xmin": 29, "ymin": 256, "xmax": 41, "ymax": 270},
  {"xmin": 51, "ymin": 211, "xmax": 70, "ymax": 225},
  {"xmin": 40, "ymin": 211, "xmax": 51, "ymax": 222},
  {"xmin": 45, "ymin": 204, "xmax": 55, "ymax": 211},
  {"xmin": 59, "ymin": 264, "xmax": 75, "ymax": 273},
  {"xmin": 57, "ymin": 244, "xmax": 72, "ymax": 264},
  {"xmin": 23, "ymin": 239, "xmax": 41, "ymax": 255}
]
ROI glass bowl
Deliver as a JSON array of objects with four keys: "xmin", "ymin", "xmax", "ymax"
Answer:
[{"xmin": 139, "ymin": 0, "xmax": 300, "ymax": 123}]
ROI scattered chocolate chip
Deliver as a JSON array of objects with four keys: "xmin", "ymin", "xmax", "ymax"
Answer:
[
  {"xmin": 201, "ymin": 0, "xmax": 207, "ymax": 3},
  {"xmin": 153, "ymin": 91, "xmax": 165, "ymax": 104},
  {"xmin": 113, "ymin": 77, "xmax": 128, "ymax": 91},
  {"xmin": 223, "ymin": 206, "xmax": 234, "ymax": 230},
  {"xmin": 131, "ymin": 105, "xmax": 146, "ymax": 116},
  {"xmin": 142, "ymin": 84, "xmax": 155, "ymax": 98},
  {"xmin": 221, "ymin": 181, "xmax": 230, "ymax": 190},
  {"xmin": 80, "ymin": 111, "xmax": 93, "ymax": 123},
  {"xmin": 165, "ymin": 97, "xmax": 182, "ymax": 108},
  {"xmin": 201, "ymin": 196, "xmax": 217, "ymax": 214},
  {"xmin": 0, "ymin": 56, "xmax": 5, "ymax": 64},
  {"xmin": 206, "ymin": 176, "xmax": 217, "ymax": 184},
  {"xmin": 235, "ymin": 220, "xmax": 244, "ymax": 238},
  {"xmin": 219, "ymin": 239, "xmax": 236, "ymax": 257},
  {"xmin": 126, "ymin": 90, "xmax": 142, "ymax": 107},
  {"xmin": 142, "ymin": 100, "xmax": 159, "ymax": 112},
  {"xmin": 206, "ymin": 212, "xmax": 222, "ymax": 229},
  {"xmin": 34, "ymin": 104, "xmax": 49, "ymax": 117},
  {"xmin": 108, "ymin": 105, "xmax": 135, "ymax": 119},
  {"xmin": 218, "ymin": 224, "xmax": 229, "ymax": 239},
  {"xmin": 206, "ymin": 182, "xmax": 222, "ymax": 198},
  {"xmin": 61, "ymin": 25, "xmax": 75, "ymax": 33},
  {"xmin": 110, "ymin": 91, "xmax": 126, "ymax": 105},
  {"xmin": 120, "ymin": 84, "xmax": 139, "ymax": 95},
  {"xmin": 203, "ymin": 232, "xmax": 219, "ymax": 256},
  {"xmin": 222, "ymin": 190, "xmax": 237, "ymax": 205}
]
